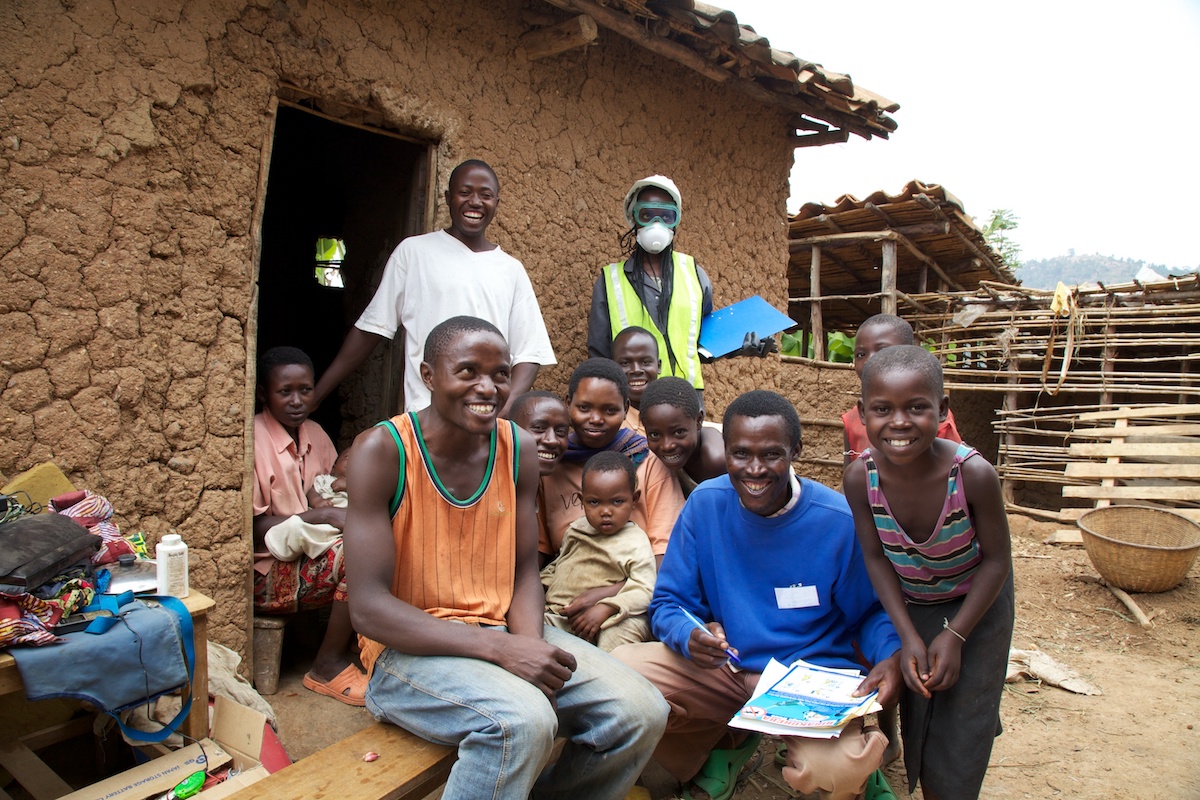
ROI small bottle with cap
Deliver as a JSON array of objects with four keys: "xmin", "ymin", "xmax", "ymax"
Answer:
[{"xmin": 155, "ymin": 533, "xmax": 189, "ymax": 598}]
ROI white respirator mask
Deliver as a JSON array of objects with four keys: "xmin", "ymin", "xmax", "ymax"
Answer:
[{"xmin": 636, "ymin": 221, "xmax": 674, "ymax": 254}]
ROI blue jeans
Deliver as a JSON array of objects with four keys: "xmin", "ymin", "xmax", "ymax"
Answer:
[{"xmin": 365, "ymin": 624, "xmax": 668, "ymax": 800}]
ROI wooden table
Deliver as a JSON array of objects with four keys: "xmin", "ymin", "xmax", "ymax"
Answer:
[{"xmin": 0, "ymin": 591, "xmax": 215, "ymax": 799}]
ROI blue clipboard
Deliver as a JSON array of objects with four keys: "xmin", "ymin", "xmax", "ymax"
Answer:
[{"xmin": 698, "ymin": 295, "xmax": 797, "ymax": 358}]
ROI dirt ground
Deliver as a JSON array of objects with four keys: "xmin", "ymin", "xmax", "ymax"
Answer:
[{"xmin": 266, "ymin": 513, "xmax": 1200, "ymax": 799}]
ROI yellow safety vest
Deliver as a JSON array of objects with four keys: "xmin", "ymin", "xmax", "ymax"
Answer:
[{"xmin": 604, "ymin": 252, "xmax": 704, "ymax": 389}]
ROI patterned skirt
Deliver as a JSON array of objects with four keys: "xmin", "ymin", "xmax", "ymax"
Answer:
[{"xmin": 253, "ymin": 539, "xmax": 348, "ymax": 614}]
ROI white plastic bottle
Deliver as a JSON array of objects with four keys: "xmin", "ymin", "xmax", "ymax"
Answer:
[{"xmin": 156, "ymin": 533, "xmax": 190, "ymax": 598}]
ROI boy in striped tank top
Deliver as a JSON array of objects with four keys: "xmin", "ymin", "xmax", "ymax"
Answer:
[
  {"xmin": 843, "ymin": 345, "xmax": 1014, "ymax": 800},
  {"xmin": 344, "ymin": 316, "xmax": 667, "ymax": 800}
]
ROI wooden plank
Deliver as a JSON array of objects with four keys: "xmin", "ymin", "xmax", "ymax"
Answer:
[
  {"xmin": 519, "ymin": 15, "xmax": 597, "ymax": 60},
  {"xmin": 0, "ymin": 738, "xmax": 73, "ymax": 800},
  {"xmin": 1067, "ymin": 443, "xmax": 1200, "ymax": 458},
  {"xmin": 1064, "ymin": 485, "xmax": 1200, "ymax": 500},
  {"xmin": 1065, "ymin": 463, "xmax": 1200, "ymax": 479},
  {"xmin": 1076, "ymin": 404, "xmax": 1200, "ymax": 422},
  {"xmin": 1066, "ymin": 424, "xmax": 1200, "ymax": 439},
  {"xmin": 229, "ymin": 723, "xmax": 456, "ymax": 800},
  {"xmin": 1045, "ymin": 529, "xmax": 1084, "ymax": 545}
]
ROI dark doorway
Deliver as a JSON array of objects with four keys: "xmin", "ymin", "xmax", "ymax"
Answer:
[{"xmin": 256, "ymin": 104, "xmax": 429, "ymax": 445}]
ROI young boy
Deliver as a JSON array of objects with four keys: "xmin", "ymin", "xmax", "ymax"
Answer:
[
  {"xmin": 542, "ymin": 451, "xmax": 656, "ymax": 652},
  {"xmin": 252, "ymin": 346, "xmax": 366, "ymax": 705},
  {"xmin": 639, "ymin": 376, "xmax": 725, "ymax": 496},
  {"xmin": 844, "ymin": 345, "xmax": 1014, "ymax": 800},
  {"xmin": 843, "ymin": 314, "xmax": 962, "ymax": 465},
  {"xmin": 539, "ymin": 358, "xmax": 685, "ymax": 569},
  {"xmin": 611, "ymin": 325, "xmax": 661, "ymax": 435},
  {"xmin": 344, "ymin": 316, "xmax": 666, "ymax": 800}
]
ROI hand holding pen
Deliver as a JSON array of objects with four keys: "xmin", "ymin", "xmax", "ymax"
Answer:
[{"xmin": 678, "ymin": 606, "xmax": 742, "ymax": 669}]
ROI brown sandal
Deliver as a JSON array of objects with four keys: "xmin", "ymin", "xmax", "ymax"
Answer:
[{"xmin": 303, "ymin": 663, "xmax": 368, "ymax": 706}]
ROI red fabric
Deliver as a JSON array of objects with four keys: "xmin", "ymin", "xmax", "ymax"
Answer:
[{"xmin": 842, "ymin": 407, "xmax": 962, "ymax": 461}]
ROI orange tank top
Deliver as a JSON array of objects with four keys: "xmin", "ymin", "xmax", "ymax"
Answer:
[{"xmin": 359, "ymin": 413, "xmax": 519, "ymax": 674}]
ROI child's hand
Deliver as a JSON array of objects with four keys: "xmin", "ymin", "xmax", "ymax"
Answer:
[
  {"xmin": 305, "ymin": 506, "xmax": 347, "ymax": 531},
  {"xmin": 570, "ymin": 604, "xmax": 616, "ymax": 642},
  {"xmin": 562, "ymin": 582, "xmax": 625, "ymax": 618},
  {"xmin": 901, "ymin": 638, "xmax": 933, "ymax": 698},
  {"xmin": 922, "ymin": 632, "xmax": 964, "ymax": 692}
]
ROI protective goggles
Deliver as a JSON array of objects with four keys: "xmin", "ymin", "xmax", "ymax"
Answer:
[{"xmin": 631, "ymin": 202, "xmax": 680, "ymax": 228}]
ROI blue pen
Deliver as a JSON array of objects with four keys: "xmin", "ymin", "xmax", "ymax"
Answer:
[{"xmin": 677, "ymin": 606, "xmax": 741, "ymax": 664}]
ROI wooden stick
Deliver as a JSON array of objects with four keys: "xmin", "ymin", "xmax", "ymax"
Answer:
[{"xmin": 1103, "ymin": 581, "xmax": 1155, "ymax": 629}]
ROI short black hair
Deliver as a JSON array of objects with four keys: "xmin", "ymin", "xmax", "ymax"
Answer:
[
  {"xmin": 448, "ymin": 159, "xmax": 499, "ymax": 191},
  {"xmin": 639, "ymin": 376, "xmax": 699, "ymax": 418},
  {"xmin": 423, "ymin": 315, "xmax": 505, "ymax": 365},
  {"xmin": 861, "ymin": 344, "xmax": 944, "ymax": 397},
  {"xmin": 612, "ymin": 325, "xmax": 659, "ymax": 355},
  {"xmin": 857, "ymin": 314, "xmax": 914, "ymax": 345},
  {"xmin": 259, "ymin": 346, "xmax": 313, "ymax": 387},
  {"xmin": 509, "ymin": 390, "xmax": 564, "ymax": 425},
  {"xmin": 568, "ymin": 358, "xmax": 630, "ymax": 403},
  {"xmin": 582, "ymin": 450, "xmax": 638, "ymax": 494},
  {"xmin": 723, "ymin": 390, "xmax": 802, "ymax": 449}
]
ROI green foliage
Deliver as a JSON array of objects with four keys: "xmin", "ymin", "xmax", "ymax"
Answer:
[
  {"xmin": 779, "ymin": 331, "xmax": 854, "ymax": 363},
  {"xmin": 982, "ymin": 209, "xmax": 1021, "ymax": 271}
]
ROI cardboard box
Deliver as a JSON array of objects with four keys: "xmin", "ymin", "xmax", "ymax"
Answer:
[{"xmin": 61, "ymin": 697, "xmax": 272, "ymax": 800}]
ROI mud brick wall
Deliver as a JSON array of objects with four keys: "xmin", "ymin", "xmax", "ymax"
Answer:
[{"xmin": 0, "ymin": 0, "xmax": 792, "ymax": 654}]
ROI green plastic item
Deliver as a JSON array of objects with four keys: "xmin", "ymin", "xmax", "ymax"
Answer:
[{"xmin": 170, "ymin": 770, "xmax": 206, "ymax": 800}]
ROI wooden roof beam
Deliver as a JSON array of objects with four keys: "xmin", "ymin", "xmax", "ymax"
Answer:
[
  {"xmin": 863, "ymin": 201, "xmax": 899, "ymax": 227},
  {"xmin": 811, "ymin": 215, "xmax": 879, "ymax": 283},
  {"xmin": 539, "ymin": 0, "xmax": 888, "ymax": 139},
  {"xmin": 519, "ymin": 15, "xmax": 598, "ymax": 60},
  {"xmin": 913, "ymin": 194, "xmax": 1009, "ymax": 280},
  {"xmin": 792, "ymin": 129, "xmax": 850, "ymax": 147}
]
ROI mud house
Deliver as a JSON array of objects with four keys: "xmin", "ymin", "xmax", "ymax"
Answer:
[{"xmin": 0, "ymin": 0, "xmax": 897, "ymax": 655}]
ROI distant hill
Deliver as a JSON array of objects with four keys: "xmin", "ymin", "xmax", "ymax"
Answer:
[{"xmin": 1017, "ymin": 253, "xmax": 1196, "ymax": 289}]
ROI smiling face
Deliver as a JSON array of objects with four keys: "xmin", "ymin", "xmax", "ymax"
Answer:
[
  {"xmin": 641, "ymin": 403, "xmax": 701, "ymax": 472},
  {"xmin": 853, "ymin": 322, "xmax": 910, "ymax": 378},
  {"xmin": 260, "ymin": 362, "xmax": 315, "ymax": 435},
  {"xmin": 581, "ymin": 468, "xmax": 639, "ymax": 534},
  {"xmin": 445, "ymin": 164, "xmax": 499, "ymax": 244},
  {"xmin": 569, "ymin": 377, "xmax": 628, "ymax": 449},
  {"xmin": 514, "ymin": 397, "xmax": 570, "ymax": 476},
  {"xmin": 612, "ymin": 331, "xmax": 660, "ymax": 407},
  {"xmin": 421, "ymin": 330, "xmax": 511, "ymax": 436},
  {"xmin": 724, "ymin": 414, "xmax": 800, "ymax": 517},
  {"xmin": 858, "ymin": 368, "xmax": 948, "ymax": 466}
]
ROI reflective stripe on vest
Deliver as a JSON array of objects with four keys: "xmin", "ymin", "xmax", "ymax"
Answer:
[{"xmin": 604, "ymin": 252, "xmax": 704, "ymax": 388}]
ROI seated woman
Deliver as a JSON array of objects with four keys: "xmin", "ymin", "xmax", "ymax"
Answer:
[
  {"xmin": 539, "ymin": 358, "xmax": 685, "ymax": 570},
  {"xmin": 252, "ymin": 346, "xmax": 366, "ymax": 706},
  {"xmin": 639, "ymin": 376, "xmax": 725, "ymax": 497}
]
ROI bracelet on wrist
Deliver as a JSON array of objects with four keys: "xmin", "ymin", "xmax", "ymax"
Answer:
[{"xmin": 942, "ymin": 617, "xmax": 966, "ymax": 643}]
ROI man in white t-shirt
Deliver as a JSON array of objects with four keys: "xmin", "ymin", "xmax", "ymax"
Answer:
[{"xmin": 313, "ymin": 160, "xmax": 556, "ymax": 415}]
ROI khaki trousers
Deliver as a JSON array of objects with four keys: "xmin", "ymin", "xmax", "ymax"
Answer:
[{"xmin": 613, "ymin": 642, "xmax": 885, "ymax": 800}]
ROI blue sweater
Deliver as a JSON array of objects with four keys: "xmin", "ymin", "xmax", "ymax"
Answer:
[{"xmin": 650, "ymin": 475, "xmax": 900, "ymax": 673}]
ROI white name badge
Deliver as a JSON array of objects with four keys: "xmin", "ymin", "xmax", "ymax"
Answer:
[{"xmin": 775, "ymin": 584, "xmax": 820, "ymax": 609}]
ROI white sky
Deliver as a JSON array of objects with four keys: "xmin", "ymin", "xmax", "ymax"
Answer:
[{"xmin": 720, "ymin": 0, "xmax": 1200, "ymax": 269}]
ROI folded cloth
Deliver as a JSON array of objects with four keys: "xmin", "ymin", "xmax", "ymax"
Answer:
[
  {"xmin": 264, "ymin": 516, "xmax": 342, "ymax": 562},
  {"xmin": 10, "ymin": 600, "xmax": 188, "ymax": 711}
]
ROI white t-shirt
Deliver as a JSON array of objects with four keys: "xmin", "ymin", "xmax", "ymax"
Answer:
[{"xmin": 355, "ymin": 230, "xmax": 557, "ymax": 411}]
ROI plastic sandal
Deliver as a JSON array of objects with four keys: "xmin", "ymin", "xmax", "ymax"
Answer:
[
  {"xmin": 302, "ymin": 663, "xmax": 368, "ymax": 706},
  {"xmin": 865, "ymin": 769, "xmax": 897, "ymax": 800},
  {"xmin": 681, "ymin": 732, "xmax": 762, "ymax": 800}
]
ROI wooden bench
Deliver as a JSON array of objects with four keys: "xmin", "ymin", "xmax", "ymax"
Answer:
[{"xmin": 228, "ymin": 722, "xmax": 456, "ymax": 800}]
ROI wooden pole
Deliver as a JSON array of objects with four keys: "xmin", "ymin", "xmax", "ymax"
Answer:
[
  {"xmin": 881, "ymin": 239, "xmax": 897, "ymax": 316},
  {"xmin": 810, "ymin": 246, "xmax": 825, "ymax": 361},
  {"xmin": 519, "ymin": 15, "xmax": 598, "ymax": 60}
]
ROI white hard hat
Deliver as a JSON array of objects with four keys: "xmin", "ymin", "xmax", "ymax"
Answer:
[{"xmin": 623, "ymin": 175, "xmax": 682, "ymax": 227}]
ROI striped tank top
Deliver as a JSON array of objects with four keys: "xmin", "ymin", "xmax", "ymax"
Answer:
[
  {"xmin": 864, "ymin": 442, "xmax": 981, "ymax": 603},
  {"xmin": 359, "ymin": 413, "xmax": 520, "ymax": 674}
]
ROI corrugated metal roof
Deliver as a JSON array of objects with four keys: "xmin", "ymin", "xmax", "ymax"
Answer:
[
  {"xmin": 537, "ymin": 0, "xmax": 899, "ymax": 140},
  {"xmin": 788, "ymin": 180, "xmax": 1017, "ymax": 333}
]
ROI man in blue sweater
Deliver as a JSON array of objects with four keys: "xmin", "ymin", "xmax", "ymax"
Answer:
[{"xmin": 614, "ymin": 390, "xmax": 902, "ymax": 800}]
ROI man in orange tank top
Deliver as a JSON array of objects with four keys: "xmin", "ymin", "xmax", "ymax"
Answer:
[{"xmin": 345, "ymin": 316, "xmax": 667, "ymax": 800}]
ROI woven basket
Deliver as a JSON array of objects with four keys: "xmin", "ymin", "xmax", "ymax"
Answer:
[{"xmin": 1077, "ymin": 505, "xmax": 1200, "ymax": 593}]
